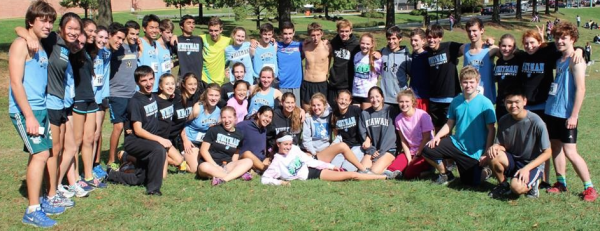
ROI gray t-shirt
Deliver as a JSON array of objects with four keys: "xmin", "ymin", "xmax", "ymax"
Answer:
[
  {"xmin": 495, "ymin": 111, "xmax": 550, "ymax": 163},
  {"xmin": 110, "ymin": 43, "xmax": 138, "ymax": 98},
  {"xmin": 359, "ymin": 104, "xmax": 399, "ymax": 154}
]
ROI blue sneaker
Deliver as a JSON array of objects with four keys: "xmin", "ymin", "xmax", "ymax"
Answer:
[
  {"xmin": 77, "ymin": 180, "xmax": 95, "ymax": 192},
  {"xmin": 22, "ymin": 208, "xmax": 56, "ymax": 228},
  {"xmin": 92, "ymin": 165, "xmax": 107, "ymax": 180},
  {"xmin": 40, "ymin": 197, "xmax": 65, "ymax": 215},
  {"xmin": 84, "ymin": 178, "xmax": 107, "ymax": 189}
]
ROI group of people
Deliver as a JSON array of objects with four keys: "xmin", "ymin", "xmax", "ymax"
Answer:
[{"xmin": 8, "ymin": 0, "xmax": 598, "ymax": 228}]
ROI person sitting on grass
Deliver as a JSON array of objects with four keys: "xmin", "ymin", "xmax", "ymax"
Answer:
[
  {"xmin": 261, "ymin": 132, "xmax": 392, "ymax": 186},
  {"xmin": 197, "ymin": 106, "xmax": 254, "ymax": 186},
  {"xmin": 239, "ymin": 106, "xmax": 273, "ymax": 173},
  {"xmin": 422, "ymin": 66, "xmax": 496, "ymax": 186},
  {"xmin": 487, "ymin": 87, "xmax": 551, "ymax": 199}
]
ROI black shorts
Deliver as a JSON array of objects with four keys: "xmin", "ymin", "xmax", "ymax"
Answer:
[
  {"xmin": 48, "ymin": 108, "xmax": 68, "ymax": 126},
  {"xmin": 307, "ymin": 167, "xmax": 322, "ymax": 180},
  {"xmin": 73, "ymin": 101, "xmax": 99, "ymax": 114},
  {"xmin": 546, "ymin": 115, "xmax": 577, "ymax": 143},
  {"xmin": 300, "ymin": 80, "xmax": 327, "ymax": 104},
  {"xmin": 505, "ymin": 152, "xmax": 543, "ymax": 187},
  {"xmin": 109, "ymin": 97, "xmax": 129, "ymax": 123},
  {"xmin": 98, "ymin": 98, "xmax": 110, "ymax": 111},
  {"xmin": 422, "ymin": 137, "xmax": 482, "ymax": 186},
  {"xmin": 327, "ymin": 86, "xmax": 351, "ymax": 109},
  {"xmin": 352, "ymin": 96, "xmax": 369, "ymax": 104},
  {"xmin": 429, "ymin": 102, "xmax": 450, "ymax": 128}
]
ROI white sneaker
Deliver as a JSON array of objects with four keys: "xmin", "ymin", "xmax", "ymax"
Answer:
[
  {"xmin": 57, "ymin": 184, "xmax": 75, "ymax": 198},
  {"xmin": 68, "ymin": 184, "xmax": 90, "ymax": 198}
]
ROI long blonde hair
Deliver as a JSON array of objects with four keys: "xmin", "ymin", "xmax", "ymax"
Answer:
[
  {"xmin": 360, "ymin": 33, "xmax": 376, "ymax": 73},
  {"xmin": 251, "ymin": 66, "xmax": 275, "ymax": 98},
  {"xmin": 281, "ymin": 92, "xmax": 302, "ymax": 133}
]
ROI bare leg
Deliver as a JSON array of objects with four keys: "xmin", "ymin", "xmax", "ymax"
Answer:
[
  {"xmin": 108, "ymin": 122, "xmax": 124, "ymax": 164},
  {"xmin": 424, "ymin": 156, "xmax": 447, "ymax": 174},
  {"xmin": 361, "ymin": 155, "xmax": 373, "ymax": 169},
  {"xmin": 221, "ymin": 159, "xmax": 253, "ymax": 181},
  {"xmin": 301, "ymin": 103, "xmax": 311, "ymax": 115},
  {"xmin": 93, "ymin": 110, "xmax": 105, "ymax": 165},
  {"xmin": 319, "ymin": 170, "xmax": 386, "ymax": 181},
  {"xmin": 74, "ymin": 112, "xmax": 97, "ymax": 180},
  {"xmin": 563, "ymin": 143, "xmax": 592, "ymax": 182},
  {"xmin": 370, "ymin": 153, "xmax": 396, "ymax": 174},
  {"xmin": 197, "ymin": 162, "xmax": 227, "ymax": 179},
  {"xmin": 241, "ymin": 151, "xmax": 268, "ymax": 171},
  {"xmin": 551, "ymin": 139, "xmax": 567, "ymax": 179},
  {"xmin": 489, "ymin": 151, "xmax": 509, "ymax": 183},
  {"xmin": 316, "ymin": 143, "xmax": 366, "ymax": 171},
  {"xmin": 28, "ymin": 151, "xmax": 51, "ymax": 205},
  {"xmin": 58, "ymin": 119, "xmax": 77, "ymax": 184},
  {"xmin": 184, "ymin": 147, "xmax": 200, "ymax": 173},
  {"xmin": 47, "ymin": 123, "xmax": 64, "ymax": 198},
  {"xmin": 166, "ymin": 146, "xmax": 184, "ymax": 166}
]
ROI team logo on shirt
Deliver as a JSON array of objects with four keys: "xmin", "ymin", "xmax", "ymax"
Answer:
[
  {"xmin": 336, "ymin": 117, "xmax": 356, "ymax": 132},
  {"xmin": 334, "ymin": 48, "xmax": 351, "ymax": 60},
  {"xmin": 178, "ymin": 43, "xmax": 200, "ymax": 55},
  {"xmin": 312, "ymin": 122, "xmax": 330, "ymax": 139},
  {"xmin": 229, "ymin": 49, "xmax": 250, "ymax": 60},
  {"xmin": 144, "ymin": 101, "xmax": 158, "ymax": 117},
  {"xmin": 522, "ymin": 62, "xmax": 544, "ymax": 77},
  {"xmin": 216, "ymin": 133, "xmax": 240, "ymax": 149},
  {"xmin": 280, "ymin": 47, "xmax": 300, "ymax": 54},
  {"xmin": 59, "ymin": 47, "xmax": 69, "ymax": 62},
  {"xmin": 160, "ymin": 105, "xmax": 174, "ymax": 120},
  {"xmin": 382, "ymin": 62, "xmax": 399, "ymax": 73},
  {"xmin": 354, "ymin": 63, "xmax": 371, "ymax": 79},
  {"xmin": 260, "ymin": 52, "xmax": 274, "ymax": 62},
  {"xmin": 365, "ymin": 117, "xmax": 389, "ymax": 127},
  {"xmin": 38, "ymin": 55, "xmax": 48, "ymax": 68},
  {"xmin": 494, "ymin": 65, "xmax": 518, "ymax": 80},
  {"xmin": 175, "ymin": 107, "xmax": 192, "ymax": 119},
  {"xmin": 428, "ymin": 53, "xmax": 448, "ymax": 68},
  {"xmin": 287, "ymin": 157, "xmax": 303, "ymax": 176},
  {"xmin": 466, "ymin": 59, "xmax": 484, "ymax": 68}
]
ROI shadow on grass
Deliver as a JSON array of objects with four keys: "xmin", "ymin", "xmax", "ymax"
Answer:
[
  {"xmin": 446, "ymin": 178, "xmax": 497, "ymax": 192},
  {"xmin": 18, "ymin": 180, "xmax": 27, "ymax": 198},
  {"xmin": 0, "ymin": 43, "xmax": 10, "ymax": 54}
]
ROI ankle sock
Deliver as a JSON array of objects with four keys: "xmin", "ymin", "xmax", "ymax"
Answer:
[
  {"xmin": 557, "ymin": 175, "xmax": 567, "ymax": 187},
  {"xmin": 27, "ymin": 204, "xmax": 41, "ymax": 213},
  {"xmin": 584, "ymin": 181, "xmax": 594, "ymax": 190}
]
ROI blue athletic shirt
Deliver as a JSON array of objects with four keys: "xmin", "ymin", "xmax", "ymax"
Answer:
[
  {"xmin": 225, "ymin": 42, "xmax": 254, "ymax": 83},
  {"xmin": 252, "ymin": 42, "xmax": 278, "ymax": 78},
  {"xmin": 138, "ymin": 38, "xmax": 160, "ymax": 92},
  {"xmin": 185, "ymin": 105, "xmax": 220, "ymax": 144},
  {"xmin": 248, "ymin": 87, "xmax": 275, "ymax": 117},
  {"xmin": 9, "ymin": 49, "xmax": 48, "ymax": 114},
  {"xmin": 544, "ymin": 57, "xmax": 575, "ymax": 119},
  {"xmin": 93, "ymin": 47, "xmax": 111, "ymax": 104},
  {"xmin": 276, "ymin": 41, "xmax": 302, "ymax": 89},
  {"xmin": 463, "ymin": 44, "xmax": 496, "ymax": 103},
  {"xmin": 448, "ymin": 93, "xmax": 496, "ymax": 160},
  {"xmin": 157, "ymin": 40, "xmax": 172, "ymax": 77}
]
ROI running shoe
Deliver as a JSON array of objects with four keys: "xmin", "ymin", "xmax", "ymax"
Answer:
[
  {"xmin": 582, "ymin": 187, "xmax": 598, "ymax": 202},
  {"xmin": 241, "ymin": 172, "xmax": 253, "ymax": 181},
  {"xmin": 84, "ymin": 178, "xmax": 107, "ymax": 189},
  {"xmin": 22, "ymin": 208, "xmax": 56, "ymax": 228},
  {"xmin": 212, "ymin": 177, "xmax": 225, "ymax": 186},
  {"xmin": 77, "ymin": 180, "xmax": 95, "ymax": 192},
  {"xmin": 39, "ymin": 197, "xmax": 65, "ymax": 215},
  {"xmin": 68, "ymin": 184, "xmax": 90, "ymax": 198},
  {"xmin": 92, "ymin": 165, "xmax": 108, "ymax": 180},
  {"xmin": 178, "ymin": 161, "xmax": 188, "ymax": 173},
  {"xmin": 526, "ymin": 179, "xmax": 540, "ymax": 199},
  {"xmin": 383, "ymin": 170, "xmax": 402, "ymax": 180},
  {"xmin": 489, "ymin": 181, "xmax": 511, "ymax": 198},
  {"xmin": 57, "ymin": 184, "xmax": 75, "ymax": 198},
  {"xmin": 434, "ymin": 172, "xmax": 455, "ymax": 185},
  {"xmin": 48, "ymin": 194, "xmax": 75, "ymax": 208},
  {"xmin": 547, "ymin": 182, "xmax": 568, "ymax": 194}
]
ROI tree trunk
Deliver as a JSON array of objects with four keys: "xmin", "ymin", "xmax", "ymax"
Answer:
[
  {"xmin": 492, "ymin": 0, "xmax": 500, "ymax": 22},
  {"xmin": 532, "ymin": 0, "xmax": 537, "ymax": 16},
  {"xmin": 545, "ymin": 0, "xmax": 550, "ymax": 14},
  {"xmin": 199, "ymin": 4, "xmax": 204, "ymax": 24},
  {"xmin": 97, "ymin": 0, "xmax": 113, "ymax": 27},
  {"xmin": 516, "ymin": 0, "xmax": 522, "ymax": 19},
  {"xmin": 278, "ymin": 0, "xmax": 292, "ymax": 30},
  {"xmin": 386, "ymin": 0, "xmax": 395, "ymax": 29},
  {"xmin": 325, "ymin": 1, "xmax": 329, "ymax": 18},
  {"xmin": 554, "ymin": 0, "xmax": 558, "ymax": 12},
  {"xmin": 256, "ymin": 7, "xmax": 261, "ymax": 29},
  {"xmin": 454, "ymin": 0, "xmax": 461, "ymax": 27}
]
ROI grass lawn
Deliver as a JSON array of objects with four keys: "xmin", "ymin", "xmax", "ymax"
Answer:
[{"xmin": 1, "ymin": 7, "xmax": 600, "ymax": 230}]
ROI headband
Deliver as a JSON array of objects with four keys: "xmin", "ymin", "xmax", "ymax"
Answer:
[{"xmin": 276, "ymin": 135, "xmax": 293, "ymax": 143}]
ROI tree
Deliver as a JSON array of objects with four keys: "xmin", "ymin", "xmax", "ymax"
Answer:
[
  {"xmin": 97, "ymin": 0, "xmax": 112, "ymax": 26},
  {"xmin": 163, "ymin": 0, "xmax": 207, "ymax": 23},
  {"xmin": 60, "ymin": 0, "xmax": 98, "ymax": 18},
  {"xmin": 516, "ymin": 0, "xmax": 522, "ymax": 19},
  {"xmin": 545, "ymin": 0, "xmax": 550, "ymax": 15},
  {"xmin": 531, "ymin": 0, "xmax": 537, "ymax": 16},
  {"xmin": 453, "ymin": 0, "xmax": 461, "ymax": 27},
  {"xmin": 554, "ymin": 0, "xmax": 558, "ymax": 12},
  {"xmin": 226, "ymin": 0, "xmax": 277, "ymax": 29},
  {"xmin": 385, "ymin": 0, "xmax": 395, "ymax": 29},
  {"xmin": 278, "ymin": 0, "xmax": 292, "ymax": 30},
  {"xmin": 492, "ymin": 0, "xmax": 500, "ymax": 23},
  {"xmin": 321, "ymin": 0, "xmax": 357, "ymax": 18}
]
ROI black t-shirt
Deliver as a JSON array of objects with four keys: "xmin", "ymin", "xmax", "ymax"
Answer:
[
  {"xmin": 519, "ymin": 43, "xmax": 561, "ymax": 106},
  {"xmin": 333, "ymin": 105, "xmax": 362, "ymax": 147},
  {"xmin": 42, "ymin": 32, "xmax": 70, "ymax": 99},
  {"xmin": 155, "ymin": 94, "xmax": 174, "ymax": 139},
  {"xmin": 427, "ymin": 42, "xmax": 462, "ymax": 98},
  {"xmin": 266, "ymin": 108, "xmax": 301, "ymax": 148},
  {"xmin": 72, "ymin": 51, "xmax": 95, "ymax": 101},
  {"xmin": 175, "ymin": 35, "xmax": 203, "ymax": 82},
  {"xmin": 494, "ymin": 53, "xmax": 523, "ymax": 104},
  {"xmin": 329, "ymin": 34, "xmax": 361, "ymax": 89},
  {"xmin": 126, "ymin": 92, "xmax": 159, "ymax": 138},
  {"xmin": 170, "ymin": 90, "xmax": 198, "ymax": 138},
  {"xmin": 202, "ymin": 125, "xmax": 244, "ymax": 164}
]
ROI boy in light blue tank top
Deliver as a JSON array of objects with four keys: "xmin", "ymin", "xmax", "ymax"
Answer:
[
  {"xmin": 9, "ymin": 2, "xmax": 61, "ymax": 227},
  {"xmin": 251, "ymin": 23, "xmax": 278, "ymax": 81},
  {"xmin": 544, "ymin": 22, "xmax": 597, "ymax": 202},
  {"xmin": 461, "ymin": 18, "xmax": 499, "ymax": 103},
  {"xmin": 138, "ymin": 14, "xmax": 162, "ymax": 92},
  {"xmin": 157, "ymin": 19, "xmax": 173, "ymax": 77}
]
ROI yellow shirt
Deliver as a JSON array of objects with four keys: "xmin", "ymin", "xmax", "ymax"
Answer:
[{"xmin": 200, "ymin": 35, "xmax": 231, "ymax": 85}]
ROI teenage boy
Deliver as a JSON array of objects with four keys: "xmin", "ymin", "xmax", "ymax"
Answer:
[
  {"xmin": 107, "ymin": 66, "xmax": 168, "ymax": 196},
  {"xmin": 380, "ymin": 26, "xmax": 411, "ymax": 106},
  {"xmin": 138, "ymin": 14, "xmax": 162, "ymax": 92},
  {"xmin": 251, "ymin": 23, "xmax": 278, "ymax": 83},
  {"xmin": 108, "ymin": 20, "xmax": 140, "ymax": 166},
  {"xmin": 173, "ymin": 14, "xmax": 203, "ymax": 81},
  {"xmin": 201, "ymin": 16, "xmax": 231, "ymax": 86},
  {"xmin": 408, "ymin": 28, "xmax": 430, "ymax": 112},
  {"xmin": 301, "ymin": 22, "xmax": 332, "ymax": 111},
  {"xmin": 487, "ymin": 88, "xmax": 551, "ymax": 199},
  {"xmin": 422, "ymin": 66, "xmax": 496, "ymax": 186},
  {"xmin": 425, "ymin": 24, "xmax": 463, "ymax": 130},
  {"xmin": 328, "ymin": 19, "xmax": 360, "ymax": 106},
  {"xmin": 461, "ymin": 18, "xmax": 499, "ymax": 103},
  {"xmin": 157, "ymin": 19, "xmax": 174, "ymax": 76},
  {"xmin": 277, "ymin": 21, "xmax": 303, "ymax": 107},
  {"xmin": 10, "ymin": 1, "xmax": 63, "ymax": 227},
  {"xmin": 545, "ymin": 22, "xmax": 597, "ymax": 202}
]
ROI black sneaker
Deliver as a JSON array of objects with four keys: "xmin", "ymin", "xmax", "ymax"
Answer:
[
  {"xmin": 434, "ymin": 172, "xmax": 455, "ymax": 185},
  {"xmin": 539, "ymin": 181, "xmax": 552, "ymax": 190},
  {"xmin": 526, "ymin": 179, "xmax": 540, "ymax": 198},
  {"xmin": 488, "ymin": 181, "xmax": 511, "ymax": 198}
]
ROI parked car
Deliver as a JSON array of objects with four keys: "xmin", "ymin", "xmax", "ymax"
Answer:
[
  {"xmin": 500, "ymin": 4, "xmax": 515, "ymax": 13},
  {"xmin": 481, "ymin": 7, "xmax": 493, "ymax": 15}
]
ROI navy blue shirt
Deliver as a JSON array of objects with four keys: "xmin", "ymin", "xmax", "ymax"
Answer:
[{"xmin": 237, "ymin": 120, "xmax": 267, "ymax": 160}]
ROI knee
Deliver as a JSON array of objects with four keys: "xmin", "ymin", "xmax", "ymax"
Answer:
[
  {"xmin": 510, "ymin": 180, "xmax": 529, "ymax": 195},
  {"xmin": 32, "ymin": 151, "xmax": 51, "ymax": 162}
]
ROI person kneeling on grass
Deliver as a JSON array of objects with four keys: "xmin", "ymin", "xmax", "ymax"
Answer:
[
  {"xmin": 262, "ymin": 132, "xmax": 393, "ymax": 186},
  {"xmin": 197, "ymin": 106, "xmax": 253, "ymax": 186},
  {"xmin": 487, "ymin": 87, "xmax": 551, "ymax": 199}
]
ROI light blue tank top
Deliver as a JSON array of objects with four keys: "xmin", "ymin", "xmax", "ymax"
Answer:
[
  {"xmin": 93, "ymin": 48, "xmax": 111, "ymax": 104},
  {"xmin": 185, "ymin": 105, "xmax": 220, "ymax": 144},
  {"xmin": 137, "ymin": 38, "xmax": 160, "ymax": 92},
  {"xmin": 252, "ymin": 43, "xmax": 278, "ymax": 78},
  {"xmin": 157, "ymin": 41, "xmax": 172, "ymax": 76},
  {"xmin": 9, "ymin": 50, "xmax": 48, "ymax": 113},
  {"xmin": 463, "ymin": 44, "xmax": 496, "ymax": 102},
  {"xmin": 225, "ymin": 42, "xmax": 254, "ymax": 83},
  {"xmin": 248, "ymin": 87, "xmax": 275, "ymax": 117},
  {"xmin": 545, "ymin": 58, "xmax": 575, "ymax": 119}
]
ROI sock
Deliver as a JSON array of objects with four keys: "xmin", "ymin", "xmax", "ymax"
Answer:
[
  {"xmin": 84, "ymin": 177, "xmax": 94, "ymax": 181},
  {"xmin": 47, "ymin": 195, "xmax": 55, "ymax": 200},
  {"xmin": 557, "ymin": 175, "xmax": 567, "ymax": 187},
  {"xmin": 584, "ymin": 181, "xmax": 594, "ymax": 190},
  {"xmin": 27, "ymin": 204, "xmax": 41, "ymax": 213}
]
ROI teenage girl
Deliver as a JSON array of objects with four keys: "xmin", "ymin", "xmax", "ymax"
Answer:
[
  {"xmin": 227, "ymin": 80, "xmax": 250, "ymax": 123},
  {"xmin": 222, "ymin": 62, "xmax": 248, "ymax": 103},
  {"xmin": 262, "ymin": 132, "xmax": 392, "ymax": 186},
  {"xmin": 239, "ymin": 106, "xmax": 273, "ymax": 172},
  {"xmin": 248, "ymin": 66, "xmax": 282, "ymax": 117},
  {"xmin": 90, "ymin": 26, "xmax": 111, "ymax": 175},
  {"xmin": 174, "ymin": 73, "xmax": 200, "ymax": 159},
  {"xmin": 225, "ymin": 27, "xmax": 254, "ymax": 83},
  {"xmin": 198, "ymin": 106, "xmax": 254, "ymax": 186},
  {"xmin": 266, "ymin": 92, "xmax": 303, "ymax": 148},
  {"xmin": 331, "ymin": 90, "xmax": 364, "ymax": 172},
  {"xmin": 352, "ymin": 33, "xmax": 382, "ymax": 109},
  {"xmin": 155, "ymin": 73, "xmax": 184, "ymax": 177},
  {"xmin": 387, "ymin": 89, "xmax": 434, "ymax": 180},
  {"xmin": 184, "ymin": 83, "xmax": 221, "ymax": 173},
  {"xmin": 494, "ymin": 34, "xmax": 522, "ymax": 120}
]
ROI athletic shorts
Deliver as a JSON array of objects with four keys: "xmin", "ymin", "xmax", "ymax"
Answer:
[
  {"xmin": 352, "ymin": 96, "xmax": 369, "ymax": 104},
  {"xmin": 300, "ymin": 80, "xmax": 327, "ymax": 104},
  {"xmin": 416, "ymin": 98, "xmax": 429, "ymax": 113},
  {"xmin": 307, "ymin": 167, "xmax": 322, "ymax": 180},
  {"xmin": 429, "ymin": 102, "xmax": 450, "ymax": 128},
  {"xmin": 422, "ymin": 137, "xmax": 482, "ymax": 186},
  {"xmin": 545, "ymin": 115, "xmax": 577, "ymax": 143},
  {"xmin": 505, "ymin": 152, "xmax": 543, "ymax": 187},
  {"xmin": 73, "ymin": 101, "xmax": 99, "ymax": 114},
  {"xmin": 109, "ymin": 97, "xmax": 129, "ymax": 123},
  {"xmin": 327, "ymin": 86, "xmax": 351, "ymax": 110},
  {"xmin": 48, "ymin": 108, "xmax": 68, "ymax": 126},
  {"xmin": 98, "ymin": 98, "xmax": 110, "ymax": 111},
  {"xmin": 10, "ymin": 110, "xmax": 52, "ymax": 154}
]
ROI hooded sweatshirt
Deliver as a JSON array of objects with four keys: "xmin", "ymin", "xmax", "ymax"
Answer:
[
  {"xmin": 261, "ymin": 145, "xmax": 334, "ymax": 185},
  {"xmin": 329, "ymin": 34, "xmax": 361, "ymax": 89},
  {"xmin": 380, "ymin": 46, "xmax": 411, "ymax": 104},
  {"xmin": 302, "ymin": 107, "xmax": 332, "ymax": 155},
  {"xmin": 359, "ymin": 104, "xmax": 399, "ymax": 155}
]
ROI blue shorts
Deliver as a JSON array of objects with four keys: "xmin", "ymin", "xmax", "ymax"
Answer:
[
  {"xmin": 505, "ymin": 152, "xmax": 543, "ymax": 187},
  {"xmin": 109, "ymin": 97, "xmax": 129, "ymax": 123},
  {"xmin": 10, "ymin": 110, "xmax": 52, "ymax": 154}
]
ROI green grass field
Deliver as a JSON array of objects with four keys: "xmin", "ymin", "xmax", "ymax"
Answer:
[{"xmin": 1, "ymin": 7, "xmax": 600, "ymax": 230}]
